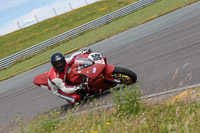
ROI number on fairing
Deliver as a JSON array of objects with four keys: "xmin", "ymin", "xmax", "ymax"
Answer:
[
  {"xmin": 89, "ymin": 53, "xmax": 105, "ymax": 64},
  {"xmin": 91, "ymin": 54, "xmax": 102, "ymax": 61}
]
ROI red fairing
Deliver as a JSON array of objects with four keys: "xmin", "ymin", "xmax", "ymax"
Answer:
[
  {"xmin": 65, "ymin": 63, "xmax": 83, "ymax": 85},
  {"xmin": 75, "ymin": 63, "xmax": 106, "ymax": 79},
  {"xmin": 102, "ymin": 65, "xmax": 115, "ymax": 81}
]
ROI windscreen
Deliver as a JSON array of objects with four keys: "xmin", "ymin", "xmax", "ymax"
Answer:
[{"xmin": 74, "ymin": 56, "xmax": 94, "ymax": 69}]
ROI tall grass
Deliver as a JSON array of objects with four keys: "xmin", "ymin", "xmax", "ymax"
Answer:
[
  {"xmin": 112, "ymin": 85, "xmax": 143, "ymax": 117},
  {"xmin": 8, "ymin": 85, "xmax": 200, "ymax": 133}
]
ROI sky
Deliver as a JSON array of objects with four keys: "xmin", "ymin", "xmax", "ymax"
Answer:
[{"xmin": 0, "ymin": 0, "xmax": 99, "ymax": 35}]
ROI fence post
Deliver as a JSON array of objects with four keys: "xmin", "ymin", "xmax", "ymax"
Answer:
[
  {"xmin": 35, "ymin": 15, "xmax": 39, "ymax": 23},
  {"xmin": 69, "ymin": 2, "xmax": 73, "ymax": 10},
  {"xmin": 85, "ymin": 0, "xmax": 88, "ymax": 5},
  {"xmin": 17, "ymin": 22, "xmax": 21, "ymax": 29},
  {"xmin": 53, "ymin": 8, "xmax": 57, "ymax": 16}
]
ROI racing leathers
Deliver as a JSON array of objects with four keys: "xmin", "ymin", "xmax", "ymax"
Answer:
[{"xmin": 48, "ymin": 51, "xmax": 82, "ymax": 104}]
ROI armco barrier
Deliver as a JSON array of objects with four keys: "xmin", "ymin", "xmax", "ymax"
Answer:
[{"xmin": 0, "ymin": 0, "xmax": 157, "ymax": 69}]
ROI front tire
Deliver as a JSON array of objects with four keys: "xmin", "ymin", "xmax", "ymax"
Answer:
[{"xmin": 112, "ymin": 67, "xmax": 137, "ymax": 85}]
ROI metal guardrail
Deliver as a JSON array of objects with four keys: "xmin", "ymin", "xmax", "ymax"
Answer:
[{"xmin": 0, "ymin": 0, "xmax": 157, "ymax": 69}]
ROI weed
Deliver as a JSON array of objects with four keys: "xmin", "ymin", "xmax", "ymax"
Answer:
[{"xmin": 112, "ymin": 85, "xmax": 143, "ymax": 117}]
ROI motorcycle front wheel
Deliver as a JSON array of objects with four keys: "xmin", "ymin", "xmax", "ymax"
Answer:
[{"xmin": 112, "ymin": 67, "xmax": 137, "ymax": 85}]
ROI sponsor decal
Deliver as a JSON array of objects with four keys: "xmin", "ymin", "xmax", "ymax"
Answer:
[
  {"xmin": 78, "ymin": 71, "xmax": 81, "ymax": 73},
  {"xmin": 92, "ymin": 67, "xmax": 97, "ymax": 73}
]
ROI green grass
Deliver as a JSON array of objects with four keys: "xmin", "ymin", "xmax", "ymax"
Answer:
[
  {"xmin": 0, "ymin": 0, "xmax": 198, "ymax": 81},
  {"xmin": 9, "ymin": 86, "xmax": 200, "ymax": 133},
  {"xmin": 0, "ymin": 0, "xmax": 138, "ymax": 59}
]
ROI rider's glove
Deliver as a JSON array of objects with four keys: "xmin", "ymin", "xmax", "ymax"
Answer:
[
  {"xmin": 82, "ymin": 49, "xmax": 87, "ymax": 54},
  {"xmin": 75, "ymin": 83, "xmax": 85, "ymax": 91},
  {"xmin": 75, "ymin": 85, "xmax": 81, "ymax": 91},
  {"xmin": 82, "ymin": 49, "xmax": 92, "ymax": 54}
]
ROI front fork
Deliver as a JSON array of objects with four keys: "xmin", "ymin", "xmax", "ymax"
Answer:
[{"xmin": 82, "ymin": 75, "xmax": 90, "ymax": 90}]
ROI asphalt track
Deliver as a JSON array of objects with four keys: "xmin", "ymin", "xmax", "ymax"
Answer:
[{"xmin": 0, "ymin": 2, "xmax": 200, "ymax": 130}]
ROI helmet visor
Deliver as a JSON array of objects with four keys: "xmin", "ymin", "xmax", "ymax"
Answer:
[
  {"xmin": 55, "ymin": 61, "xmax": 64, "ymax": 67},
  {"xmin": 55, "ymin": 60, "xmax": 65, "ymax": 71}
]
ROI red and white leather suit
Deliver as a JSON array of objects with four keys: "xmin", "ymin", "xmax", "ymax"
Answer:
[{"xmin": 48, "ymin": 51, "xmax": 82, "ymax": 104}]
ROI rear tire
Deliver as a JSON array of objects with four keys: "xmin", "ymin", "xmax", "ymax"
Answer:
[{"xmin": 112, "ymin": 67, "xmax": 137, "ymax": 85}]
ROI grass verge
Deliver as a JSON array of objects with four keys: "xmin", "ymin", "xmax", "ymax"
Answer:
[
  {"xmin": 0, "ymin": 0, "xmax": 138, "ymax": 59},
  {"xmin": 0, "ymin": 0, "xmax": 198, "ymax": 81},
  {"xmin": 8, "ymin": 85, "xmax": 200, "ymax": 133}
]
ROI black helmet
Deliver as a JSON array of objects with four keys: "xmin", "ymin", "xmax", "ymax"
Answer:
[{"xmin": 50, "ymin": 52, "xmax": 66, "ymax": 72}]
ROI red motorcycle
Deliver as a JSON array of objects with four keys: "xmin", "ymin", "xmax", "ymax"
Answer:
[{"xmin": 34, "ymin": 49, "xmax": 137, "ymax": 101}]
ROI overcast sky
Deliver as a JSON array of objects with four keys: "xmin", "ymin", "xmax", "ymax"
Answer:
[{"xmin": 0, "ymin": 0, "xmax": 99, "ymax": 35}]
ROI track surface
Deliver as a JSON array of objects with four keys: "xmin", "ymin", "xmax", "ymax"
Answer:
[{"xmin": 0, "ymin": 2, "xmax": 200, "ymax": 130}]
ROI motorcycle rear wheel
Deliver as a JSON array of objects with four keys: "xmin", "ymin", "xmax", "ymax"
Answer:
[{"xmin": 112, "ymin": 67, "xmax": 137, "ymax": 85}]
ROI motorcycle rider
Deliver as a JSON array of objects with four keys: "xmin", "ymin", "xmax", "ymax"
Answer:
[{"xmin": 48, "ymin": 51, "xmax": 83, "ymax": 104}]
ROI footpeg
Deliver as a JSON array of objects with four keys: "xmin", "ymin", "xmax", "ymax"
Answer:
[{"xmin": 113, "ymin": 79, "xmax": 121, "ymax": 83}]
